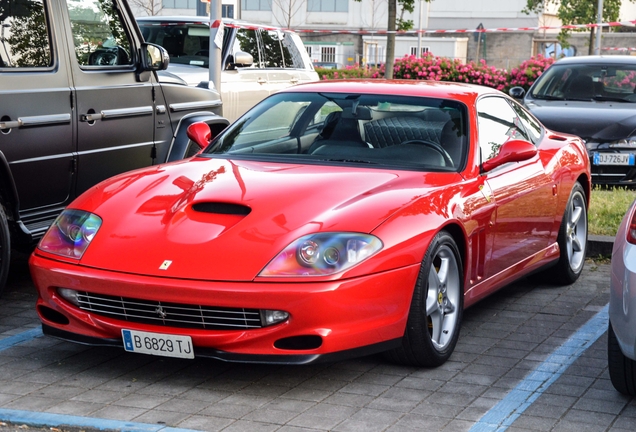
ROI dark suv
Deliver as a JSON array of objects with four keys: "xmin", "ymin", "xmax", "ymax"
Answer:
[{"xmin": 0, "ymin": 0, "xmax": 229, "ymax": 294}]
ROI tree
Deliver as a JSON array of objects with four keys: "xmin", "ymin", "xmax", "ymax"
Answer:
[
  {"xmin": 354, "ymin": 0, "xmax": 426, "ymax": 79},
  {"xmin": 523, "ymin": 0, "xmax": 632, "ymax": 54},
  {"xmin": 128, "ymin": 0, "xmax": 162, "ymax": 16},
  {"xmin": 271, "ymin": 0, "xmax": 305, "ymax": 28}
]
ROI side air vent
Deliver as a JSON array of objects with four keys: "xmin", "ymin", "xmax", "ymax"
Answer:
[{"xmin": 192, "ymin": 202, "xmax": 251, "ymax": 215}]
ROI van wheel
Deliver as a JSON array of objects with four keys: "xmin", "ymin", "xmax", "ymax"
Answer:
[
  {"xmin": 385, "ymin": 231, "xmax": 463, "ymax": 367},
  {"xmin": 0, "ymin": 206, "xmax": 10, "ymax": 297}
]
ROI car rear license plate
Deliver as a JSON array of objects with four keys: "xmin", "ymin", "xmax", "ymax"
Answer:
[
  {"xmin": 593, "ymin": 153, "xmax": 635, "ymax": 166},
  {"xmin": 122, "ymin": 329, "xmax": 194, "ymax": 359}
]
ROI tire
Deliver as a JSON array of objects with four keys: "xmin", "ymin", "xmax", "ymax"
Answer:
[
  {"xmin": 0, "ymin": 205, "xmax": 10, "ymax": 297},
  {"xmin": 385, "ymin": 230, "xmax": 464, "ymax": 367},
  {"xmin": 534, "ymin": 181, "xmax": 587, "ymax": 285},
  {"xmin": 608, "ymin": 321, "xmax": 636, "ymax": 395}
]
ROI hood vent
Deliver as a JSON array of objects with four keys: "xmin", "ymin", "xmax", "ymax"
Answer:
[{"xmin": 192, "ymin": 202, "xmax": 251, "ymax": 216}]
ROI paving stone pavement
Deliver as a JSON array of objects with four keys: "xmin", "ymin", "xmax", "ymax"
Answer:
[{"xmin": 0, "ymin": 251, "xmax": 634, "ymax": 432}]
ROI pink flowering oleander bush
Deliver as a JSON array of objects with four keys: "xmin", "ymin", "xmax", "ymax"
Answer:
[
  {"xmin": 508, "ymin": 54, "xmax": 555, "ymax": 91},
  {"xmin": 321, "ymin": 54, "xmax": 555, "ymax": 93},
  {"xmin": 316, "ymin": 63, "xmax": 379, "ymax": 80}
]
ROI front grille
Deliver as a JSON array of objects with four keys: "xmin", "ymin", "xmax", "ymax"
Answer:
[{"xmin": 75, "ymin": 292, "xmax": 263, "ymax": 330}]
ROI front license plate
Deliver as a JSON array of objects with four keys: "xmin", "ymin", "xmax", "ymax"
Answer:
[
  {"xmin": 122, "ymin": 329, "xmax": 194, "ymax": 359},
  {"xmin": 593, "ymin": 152, "xmax": 635, "ymax": 166}
]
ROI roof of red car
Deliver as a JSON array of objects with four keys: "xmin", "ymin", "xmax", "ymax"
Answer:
[{"xmin": 287, "ymin": 79, "xmax": 501, "ymax": 103}]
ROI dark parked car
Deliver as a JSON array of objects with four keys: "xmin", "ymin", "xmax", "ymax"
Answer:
[
  {"xmin": 0, "ymin": 0, "xmax": 229, "ymax": 295},
  {"xmin": 510, "ymin": 56, "xmax": 636, "ymax": 185}
]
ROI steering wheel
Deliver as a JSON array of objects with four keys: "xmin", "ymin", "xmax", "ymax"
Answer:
[
  {"xmin": 400, "ymin": 139, "xmax": 454, "ymax": 167},
  {"xmin": 91, "ymin": 49, "xmax": 118, "ymax": 65}
]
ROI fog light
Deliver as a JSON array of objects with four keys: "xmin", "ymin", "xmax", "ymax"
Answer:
[
  {"xmin": 57, "ymin": 288, "xmax": 80, "ymax": 306},
  {"xmin": 261, "ymin": 310, "xmax": 289, "ymax": 326}
]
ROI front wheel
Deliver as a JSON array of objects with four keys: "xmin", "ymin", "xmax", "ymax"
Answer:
[
  {"xmin": 608, "ymin": 322, "xmax": 636, "ymax": 395},
  {"xmin": 385, "ymin": 231, "xmax": 463, "ymax": 367}
]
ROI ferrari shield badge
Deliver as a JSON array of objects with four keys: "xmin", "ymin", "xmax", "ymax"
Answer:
[{"xmin": 159, "ymin": 260, "xmax": 172, "ymax": 270}]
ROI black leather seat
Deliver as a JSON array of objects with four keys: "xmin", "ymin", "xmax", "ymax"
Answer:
[{"xmin": 363, "ymin": 116, "xmax": 445, "ymax": 148}]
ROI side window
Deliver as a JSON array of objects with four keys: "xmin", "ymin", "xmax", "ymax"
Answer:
[
  {"xmin": 0, "ymin": 0, "xmax": 53, "ymax": 68},
  {"xmin": 67, "ymin": 0, "xmax": 133, "ymax": 67},
  {"xmin": 280, "ymin": 32, "xmax": 306, "ymax": 69},
  {"xmin": 233, "ymin": 28, "xmax": 261, "ymax": 68},
  {"xmin": 477, "ymin": 97, "xmax": 530, "ymax": 162},
  {"xmin": 510, "ymin": 101, "xmax": 543, "ymax": 145},
  {"xmin": 261, "ymin": 31, "xmax": 286, "ymax": 68}
]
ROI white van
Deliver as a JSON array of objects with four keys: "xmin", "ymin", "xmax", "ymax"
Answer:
[{"xmin": 138, "ymin": 17, "xmax": 320, "ymax": 122}]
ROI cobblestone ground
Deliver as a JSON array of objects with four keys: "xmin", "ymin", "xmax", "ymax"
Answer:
[{"xmin": 0, "ymin": 252, "xmax": 634, "ymax": 432}]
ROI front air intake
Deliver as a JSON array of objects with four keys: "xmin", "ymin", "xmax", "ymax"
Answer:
[{"xmin": 192, "ymin": 202, "xmax": 251, "ymax": 215}]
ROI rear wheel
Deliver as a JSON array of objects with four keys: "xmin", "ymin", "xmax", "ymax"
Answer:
[
  {"xmin": 0, "ymin": 206, "xmax": 10, "ymax": 297},
  {"xmin": 385, "ymin": 231, "xmax": 463, "ymax": 367},
  {"xmin": 608, "ymin": 321, "xmax": 636, "ymax": 395}
]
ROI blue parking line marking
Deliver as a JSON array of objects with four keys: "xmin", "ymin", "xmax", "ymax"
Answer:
[
  {"xmin": 0, "ymin": 327, "xmax": 42, "ymax": 352},
  {"xmin": 469, "ymin": 304, "xmax": 609, "ymax": 432},
  {"xmin": 0, "ymin": 409, "xmax": 202, "ymax": 432}
]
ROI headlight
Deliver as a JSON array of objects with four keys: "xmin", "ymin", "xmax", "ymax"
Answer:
[
  {"xmin": 259, "ymin": 233, "xmax": 383, "ymax": 277},
  {"xmin": 608, "ymin": 137, "xmax": 636, "ymax": 148},
  {"xmin": 38, "ymin": 210, "xmax": 102, "ymax": 259}
]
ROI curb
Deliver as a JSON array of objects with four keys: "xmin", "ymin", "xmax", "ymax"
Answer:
[{"xmin": 587, "ymin": 234, "xmax": 615, "ymax": 258}]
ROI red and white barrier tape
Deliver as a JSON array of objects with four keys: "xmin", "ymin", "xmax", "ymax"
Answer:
[
  {"xmin": 141, "ymin": 19, "xmax": 636, "ymax": 35},
  {"xmin": 221, "ymin": 20, "xmax": 636, "ymax": 35},
  {"xmin": 602, "ymin": 47, "xmax": 636, "ymax": 51}
]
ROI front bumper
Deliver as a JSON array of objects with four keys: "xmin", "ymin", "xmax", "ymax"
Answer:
[
  {"xmin": 609, "ymin": 232, "xmax": 636, "ymax": 361},
  {"xmin": 30, "ymin": 253, "xmax": 420, "ymax": 364},
  {"xmin": 589, "ymin": 151, "xmax": 636, "ymax": 185}
]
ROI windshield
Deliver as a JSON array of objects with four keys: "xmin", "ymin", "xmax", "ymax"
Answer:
[
  {"xmin": 531, "ymin": 63, "xmax": 636, "ymax": 102},
  {"xmin": 202, "ymin": 92, "xmax": 468, "ymax": 172},
  {"xmin": 138, "ymin": 22, "xmax": 217, "ymax": 68}
]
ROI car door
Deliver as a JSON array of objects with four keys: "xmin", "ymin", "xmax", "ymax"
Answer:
[
  {"xmin": 477, "ymin": 96, "xmax": 557, "ymax": 278},
  {"xmin": 0, "ymin": 0, "xmax": 74, "ymax": 217},
  {"xmin": 221, "ymin": 27, "xmax": 270, "ymax": 122},
  {"xmin": 62, "ymin": 0, "xmax": 156, "ymax": 195}
]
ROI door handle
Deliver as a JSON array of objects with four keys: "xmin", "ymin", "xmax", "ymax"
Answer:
[
  {"xmin": 257, "ymin": 77, "xmax": 267, "ymax": 85},
  {"xmin": 290, "ymin": 78, "xmax": 299, "ymax": 84},
  {"xmin": 0, "ymin": 114, "xmax": 71, "ymax": 129},
  {"xmin": 80, "ymin": 106, "xmax": 154, "ymax": 122}
]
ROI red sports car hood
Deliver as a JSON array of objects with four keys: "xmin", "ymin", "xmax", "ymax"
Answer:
[{"xmin": 74, "ymin": 158, "xmax": 445, "ymax": 280}]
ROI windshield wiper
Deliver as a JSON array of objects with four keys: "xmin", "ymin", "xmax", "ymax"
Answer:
[
  {"xmin": 592, "ymin": 95, "xmax": 631, "ymax": 103},
  {"xmin": 322, "ymin": 158, "xmax": 378, "ymax": 164},
  {"xmin": 532, "ymin": 94, "xmax": 565, "ymax": 101}
]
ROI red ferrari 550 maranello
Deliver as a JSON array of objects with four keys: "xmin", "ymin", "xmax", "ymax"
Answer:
[{"xmin": 30, "ymin": 80, "xmax": 591, "ymax": 366}]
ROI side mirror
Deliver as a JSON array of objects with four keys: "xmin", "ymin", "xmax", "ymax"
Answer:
[
  {"xmin": 141, "ymin": 43, "xmax": 169, "ymax": 71},
  {"xmin": 482, "ymin": 139, "xmax": 537, "ymax": 172},
  {"xmin": 233, "ymin": 51, "xmax": 254, "ymax": 67},
  {"xmin": 187, "ymin": 122, "xmax": 212, "ymax": 150},
  {"xmin": 509, "ymin": 86, "xmax": 526, "ymax": 99}
]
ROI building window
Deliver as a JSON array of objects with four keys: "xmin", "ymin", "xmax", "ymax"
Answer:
[
  {"xmin": 321, "ymin": 46, "xmax": 336, "ymax": 63},
  {"xmin": 305, "ymin": 46, "xmax": 312, "ymax": 58},
  {"xmin": 307, "ymin": 0, "xmax": 348, "ymax": 12},
  {"xmin": 242, "ymin": 0, "xmax": 272, "ymax": 11},
  {"xmin": 222, "ymin": 4, "xmax": 234, "ymax": 17},
  {"xmin": 410, "ymin": 46, "xmax": 429, "ymax": 57}
]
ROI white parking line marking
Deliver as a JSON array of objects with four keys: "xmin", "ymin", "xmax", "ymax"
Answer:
[{"xmin": 469, "ymin": 304, "xmax": 609, "ymax": 432}]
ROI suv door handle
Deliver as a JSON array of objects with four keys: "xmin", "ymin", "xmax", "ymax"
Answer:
[
  {"xmin": 0, "ymin": 114, "xmax": 71, "ymax": 129},
  {"xmin": 81, "ymin": 106, "xmax": 154, "ymax": 122},
  {"xmin": 290, "ymin": 78, "xmax": 299, "ymax": 84},
  {"xmin": 257, "ymin": 77, "xmax": 267, "ymax": 85}
]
